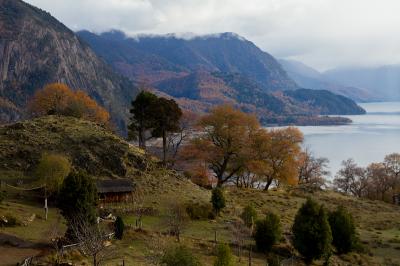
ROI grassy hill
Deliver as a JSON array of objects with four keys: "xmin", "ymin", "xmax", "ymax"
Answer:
[{"xmin": 1, "ymin": 116, "xmax": 400, "ymax": 265}]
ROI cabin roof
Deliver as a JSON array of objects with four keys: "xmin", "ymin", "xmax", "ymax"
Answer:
[{"xmin": 96, "ymin": 179, "xmax": 134, "ymax": 194}]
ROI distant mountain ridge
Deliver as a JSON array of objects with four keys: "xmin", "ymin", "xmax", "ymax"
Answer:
[
  {"xmin": 78, "ymin": 30, "xmax": 366, "ymax": 124},
  {"xmin": 0, "ymin": 0, "xmax": 138, "ymax": 130},
  {"xmin": 279, "ymin": 59, "xmax": 378, "ymax": 102},
  {"xmin": 324, "ymin": 65, "xmax": 400, "ymax": 101}
]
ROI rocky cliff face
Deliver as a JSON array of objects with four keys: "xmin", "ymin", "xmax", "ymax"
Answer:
[{"xmin": 0, "ymin": 0, "xmax": 138, "ymax": 130}]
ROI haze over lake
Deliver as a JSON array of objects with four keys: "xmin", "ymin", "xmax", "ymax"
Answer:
[{"xmin": 298, "ymin": 102, "xmax": 400, "ymax": 178}]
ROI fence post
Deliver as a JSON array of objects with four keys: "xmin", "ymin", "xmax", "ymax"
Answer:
[{"xmin": 248, "ymin": 245, "xmax": 252, "ymax": 266}]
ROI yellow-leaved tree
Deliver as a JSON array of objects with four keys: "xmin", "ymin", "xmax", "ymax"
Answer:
[{"xmin": 35, "ymin": 153, "xmax": 71, "ymax": 195}]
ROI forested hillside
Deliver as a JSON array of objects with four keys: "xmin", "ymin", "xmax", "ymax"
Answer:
[{"xmin": 78, "ymin": 30, "xmax": 366, "ymax": 125}]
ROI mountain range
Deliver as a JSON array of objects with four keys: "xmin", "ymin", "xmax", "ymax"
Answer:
[
  {"xmin": 77, "ymin": 30, "xmax": 365, "ymax": 123},
  {"xmin": 280, "ymin": 58, "xmax": 400, "ymax": 102},
  {"xmin": 279, "ymin": 59, "xmax": 378, "ymax": 102},
  {"xmin": 0, "ymin": 0, "xmax": 366, "ymax": 132}
]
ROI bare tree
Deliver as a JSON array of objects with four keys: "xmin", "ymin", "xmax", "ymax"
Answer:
[
  {"xmin": 298, "ymin": 149, "xmax": 330, "ymax": 189},
  {"xmin": 231, "ymin": 219, "xmax": 251, "ymax": 262},
  {"xmin": 334, "ymin": 159, "xmax": 366, "ymax": 196},
  {"xmin": 384, "ymin": 153, "xmax": 400, "ymax": 193},
  {"xmin": 163, "ymin": 202, "xmax": 189, "ymax": 242},
  {"xmin": 367, "ymin": 163, "xmax": 392, "ymax": 200},
  {"xmin": 235, "ymin": 171, "xmax": 259, "ymax": 189},
  {"xmin": 166, "ymin": 111, "xmax": 198, "ymax": 166},
  {"xmin": 335, "ymin": 155, "xmax": 400, "ymax": 202},
  {"xmin": 71, "ymin": 218, "xmax": 112, "ymax": 266}
]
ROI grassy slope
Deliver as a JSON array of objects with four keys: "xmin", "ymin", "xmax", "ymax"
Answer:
[{"xmin": 1, "ymin": 116, "xmax": 400, "ymax": 265}]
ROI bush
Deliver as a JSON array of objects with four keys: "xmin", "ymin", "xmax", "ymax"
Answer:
[
  {"xmin": 253, "ymin": 212, "xmax": 282, "ymax": 253},
  {"xmin": 329, "ymin": 206, "xmax": 358, "ymax": 254},
  {"xmin": 292, "ymin": 198, "xmax": 332, "ymax": 263},
  {"xmin": 211, "ymin": 187, "xmax": 226, "ymax": 215},
  {"xmin": 114, "ymin": 216, "xmax": 125, "ymax": 240},
  {"xmin": 186, "ymin": 202, "xmax": 215, "ymax": 220},
  {"xmin": 0, "ymin": 215, "xmax": 18, "ymax": 227},
  {"xmin": 240, "ymin": 204, "xmax": 257, "ymax": 227},
  {"xmin": 161, "ymin": 246, "xmax": 201, "ymax": 266},
  {"xmin": 214, "ymin": 243, "xmax": 234, "ymax": 266},
  {"xmin": 188, "ymin": 168, "xmax": 212, "ymax": 189}
]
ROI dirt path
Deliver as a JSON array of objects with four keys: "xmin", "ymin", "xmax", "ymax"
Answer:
[{"xmin": 0, "ymin": 233, "xmax": 50, "ymax": 266}]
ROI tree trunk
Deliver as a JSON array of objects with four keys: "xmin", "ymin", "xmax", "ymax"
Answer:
[
  {"xmin": 93, "ymin": 254, "xmax": 97, "ymax": 266},
  {"xmin": 140, "ymin": 129, "xmax": 148, "ymax": 150},
  {"xmin": 264, "ymin": 178, "xmax": 273, "ymax": 191}
]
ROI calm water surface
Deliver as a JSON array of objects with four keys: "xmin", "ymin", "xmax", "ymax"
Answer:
[{"xmin": 298, "ymin": 102, "xmax": 400, "ymax": 178}]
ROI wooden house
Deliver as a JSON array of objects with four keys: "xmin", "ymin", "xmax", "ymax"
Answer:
[{"xmin": 96, "ymin": 179, "xmax": 134, "ymax": 204}]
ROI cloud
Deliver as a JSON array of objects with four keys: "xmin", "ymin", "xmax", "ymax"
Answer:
[{"xmin": 25, "ymin": 0, "xmax": 400, "ymax": 71}]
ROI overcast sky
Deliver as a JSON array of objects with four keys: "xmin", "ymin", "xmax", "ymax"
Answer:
[{"xmin": 25, "ymin": 0, "xmax": 400, "ymax": 71}]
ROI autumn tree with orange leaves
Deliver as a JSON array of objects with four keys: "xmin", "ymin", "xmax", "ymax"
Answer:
[
  {"xmin": 184, "ymin": 105, "xmax": 259, "ymax": 187},
  {"xmin": 256, "ymin": 127, "xmax": 303, "ymax": 190},
  {"xmin": 29, "ymin": 83, "xmax": 110, "ymax": 126},
  {"xmin": 236, "ymin": 126, "xmax": 303, "ymax": 190},
  {"xmin": 184, "ymin": 105, "xmax": 303, "ymax": 189}
]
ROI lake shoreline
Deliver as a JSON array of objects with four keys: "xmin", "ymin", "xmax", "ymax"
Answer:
[{"xmin": 296, "ymin": 102, "xmax": 400, "ymax": 177}]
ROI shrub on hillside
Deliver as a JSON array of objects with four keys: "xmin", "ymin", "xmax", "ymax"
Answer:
[
  {"xmin": 161, "ymin": 245, "xmax": 201, "ymax": 266},
  {"xmin": 211, "ymin": 187, "xmax": 226, "ymax": 215},
  {"xmin": 114, "ymin": 216, "xmax": 125, "ymax": 240},
  {"xmin": 253, "ymin": 212, "xmax": 282, "ymax": 253},
  {"xmin": 214, "ymin": 243, "xmax": 234, "ymax": 266},
  {"xmin": 186, "ymin": 202, "xmax": 215, "ymax": 220},
  {"xmin": 329, "ymin": 206, "xmax": 358, "ymax": 254},
  {"xmin": 0, "ymin": 214, "xmax": 19, "ymax": 227},
  {"xmin": 240, "ymin": 204, "xmax": 257, "ymax": 227},
  {"xmin": 292, "ymin": 198, "xmax": 332, "ymax": 263},
  {"xmin": 189, "ymin": 168, "xmax": 212, "ymax": 189}
]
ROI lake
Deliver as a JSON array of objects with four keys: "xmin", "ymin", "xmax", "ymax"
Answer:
[{"xmin": 298, "ymin": 102, "xmax": 400, "ymax": 178}]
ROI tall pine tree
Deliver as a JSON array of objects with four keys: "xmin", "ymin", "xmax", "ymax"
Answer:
[
  {"xmin": 292, "ymin": 198, "xmax": 332, "ymax": 263},
  {"xmin": 128, "ymin": 90, "xmax": 158, "ymax": 149}
]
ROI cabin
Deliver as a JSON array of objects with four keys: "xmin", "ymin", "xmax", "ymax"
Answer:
[{"xmin": 96, "ymin": 179, "xmax": 134, "ymax": 204}]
